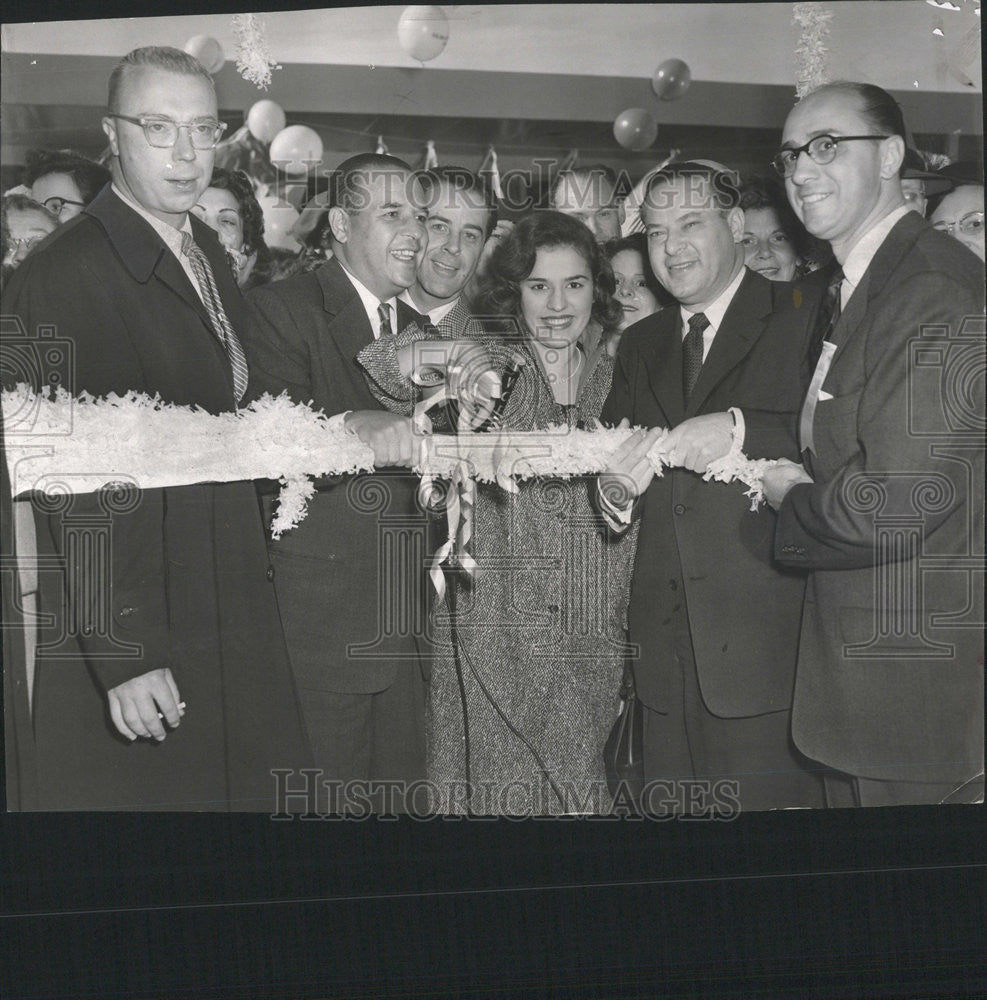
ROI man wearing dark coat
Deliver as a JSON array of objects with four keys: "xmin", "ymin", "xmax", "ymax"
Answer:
[
  {"xmin": 241, "ymin": 154, "xmax": 432, "ymax": 811},
  {"xmin": 2, "ymin": 46, "xmax": 311, "ymax": 811},
  {"xmin": 763, "ymin": 82, "xmax": 985, "ymax": 807},
  {"xmin": 599, "ymin": 161, "xmax": 826, "ymax": 813}
]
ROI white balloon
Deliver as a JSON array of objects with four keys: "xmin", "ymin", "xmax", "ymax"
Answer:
[
  {"xmin": 258, "ymin": 194, "xmax": 302, "ymax": 251},
  {"xmin": 397, "ymin": 5, "xmax": 449, "ymax": 63},
  {"xmin": 269, "ymin": 125, "xmax": 324, "ymax": 177},
  {"xmin": 184, "ymin": 35, "xmax": 225, "ymax": 75},
  {"xmin": 246, "ymin": 100, "xmax": 287, "ymax": 144}
]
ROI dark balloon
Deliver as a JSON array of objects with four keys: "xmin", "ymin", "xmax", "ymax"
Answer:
[
  {"xmin": 613, "ymin": 108, "xmax": 659, "ymax": 151},
  {"xmin": 652, "ymin": 58, "xmax": 692, "ymax": 101}
]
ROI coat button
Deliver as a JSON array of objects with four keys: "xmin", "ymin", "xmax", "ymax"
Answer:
[
  {"xmin": 266, "ymin": 565, "xmax": 275, "ymax": 581},
  {"xmin": 548, "ymin": 603, "xmax": 560, "ymax": 614},
  {"xmin": 674, "ymin": 504, "xmax": 686, "ymax": 515}
]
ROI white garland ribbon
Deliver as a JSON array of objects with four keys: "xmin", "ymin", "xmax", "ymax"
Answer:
[{"xmin": 2, "ymin": 385, "xmax": 778, "ymax": 552}]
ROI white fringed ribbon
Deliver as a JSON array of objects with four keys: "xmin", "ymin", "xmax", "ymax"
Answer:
[{"xmin": 2, "ymin": 386, "xmax": 779, "ymax": 568}]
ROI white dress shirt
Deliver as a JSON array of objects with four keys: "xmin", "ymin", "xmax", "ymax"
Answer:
[
  {"xmin": 337, "ymin": 260, "xmax": 398, "ymax": 339},
  {"xmin": 839, "ymin": 205, "xmax": 911, "ymax": 310}
]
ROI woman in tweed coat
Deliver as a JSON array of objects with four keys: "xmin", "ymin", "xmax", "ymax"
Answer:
[{"xmin": 423, "ymin": 213, "xmax": 640, "ymax": 815}]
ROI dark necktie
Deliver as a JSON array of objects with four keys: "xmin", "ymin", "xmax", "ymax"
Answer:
[
  {"xmin": 808, "ymin": 266, "xmax": 845, "ymax": 369},
  {"xmin": 378, "ymin": 301, "xmax": 393, "ymax": 338},
  {"xmin": 180, "ymin": 231, "xmax": 249, "ymax": 403},
  {"xmin": 682, "ymin": 311, "xmax": 710, "ymax": 403}
]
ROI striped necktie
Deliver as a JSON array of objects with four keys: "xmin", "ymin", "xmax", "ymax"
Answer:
[
  {"xmin": 682, "ymin": 311, "xmax": 709, "ymax": 403},
  {"xmin": 378, "ymin": 301, "xmax": 394, "ymax": 338},
  {"xmin": 181, "ymin": 231, "xmax": 249, "ymax": 403}
]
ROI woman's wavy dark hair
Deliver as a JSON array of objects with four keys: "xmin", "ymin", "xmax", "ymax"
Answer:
[
  {"xmin": 207, "ymin": 168, "xmax": 268, "ymax": 256},
  {"xmin": 22, "ymin": 148, "xmax": 111, "ymax": 206},
  {"xmin": 601, "ymin": 233, "xmax": 670, "ymax": 306},
  {"xmin": 473, "ymin": 210, "xmax": 623, "ymax": 334},
  {"xmin": 738, "ymin": 175, "xmax": 818, "ymax": 261}
]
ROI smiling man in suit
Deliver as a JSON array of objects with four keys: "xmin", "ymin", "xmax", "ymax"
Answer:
[
  {"xmin": 598, "ymin": 161, "xmax": 825, "ymax": 813},
  {"xmin": 762, "ymin": 82, "xmax": 984, "ymax": 807},
  {"xmin": 241, "ymin": 154, "xmax": 432, "ymax": 811}
]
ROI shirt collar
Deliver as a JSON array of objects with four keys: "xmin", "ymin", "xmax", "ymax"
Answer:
[
  {"xmin": 841, "ymin": 205, "xmax": 911, "ymax": 292},
  {"xmin": 111, "ymin": 182, "xmax": 191, "ymax": 258},
  {"xmin": 337, "ymin": 259, "xmax": 397, "ymax": 337},
  {"xmin": 679, "ymin": 262, "xmax": 746, "ymax": 334},
  {"xmin": 399, "ymin": 288, "xmax": 458, "ymax": 326}
]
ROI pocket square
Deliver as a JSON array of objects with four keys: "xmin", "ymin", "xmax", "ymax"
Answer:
[{"xmin": 818, "ymin": 390, "xmax": 834, "ymax": 401}]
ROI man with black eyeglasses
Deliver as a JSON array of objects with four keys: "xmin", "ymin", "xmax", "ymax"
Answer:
[
  {"xmin": 762, "ymin": 81, "xmax": 985, "ymax": 808},
  {"xmin": 2, "ymin": 46, "xmax": 311, "ymax": 811}
]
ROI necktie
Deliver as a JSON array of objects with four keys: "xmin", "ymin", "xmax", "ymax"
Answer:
[
  {"xmin": 682, "ymin": 311, "xmax": 709, "ymax": 403},
  {"xmin": 181, "ymin": 231, "xmax": 249, "ymax": 403},
  {"xmin": 808, "ymin": 266, "xmax": 844, "ymax": 369},
  {"xmin": 800, "ymin": 267, "xmax": 845, "ymax": 455},
  {"xmin": 378, "ymin": 301, "xmax": 393, "ymax": 338}
]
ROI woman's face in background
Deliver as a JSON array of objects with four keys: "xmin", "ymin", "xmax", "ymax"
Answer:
[
  {"xmin": 610, "ymin": 248, "xmax": 659, "ymax": 330},
  {"xmin": 741, "ymin": 206, "xmax": 799, "ymax": 281},
  {"xmin": 191, "ymin": 186, "xmax": 246, "ymax": 252}
]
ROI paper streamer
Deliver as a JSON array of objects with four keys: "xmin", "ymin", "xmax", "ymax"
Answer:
[{"xmin": 2, "ymin": 385, "xmax": 778, "ymax": 550}]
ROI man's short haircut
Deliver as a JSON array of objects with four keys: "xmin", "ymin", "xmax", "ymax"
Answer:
[
  {"xmin": 107, "ymin": 46, "xmax": 215, "ymax": 112},
  {"xmin": 803, "ymin": 81, "xmax": 908, "ymax": 176},
  {"xmin": 550, "ymin": 164, "xmax": 620, "ymax": 207},
  {"xmin": 644, "ymin": 160, "xmax": 742, "ymax": 213},
  {"xmin": 22, "ymin": 149, "xmax": 111, "ymax": 206},
  {"xmin": 327, "ymin": 152, "xmax": 415, "ymax": 216},
  {"xmin": 415, "ymin": 166, "xmax": 498, "ymax": 238}
]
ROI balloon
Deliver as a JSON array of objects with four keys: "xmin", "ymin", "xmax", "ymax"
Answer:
[
  {"xmin": 257, "ymin": 193, "xmax": 302, "ymax": 252},
  {"xmin": 613, "ymin": 108, "xmax": 658, "ymax": 151},
  {"xmin": 397, "ymin": 5, "xmax": 449, "ymax": 63},
  {"xmin": 246, "ymin": 100, "xmax": 287, "ymax": 144},
  {"xmin": 652, "ymin": 58, "xmax": 692, "ymax": 101},
  {"xmin": 269, "ymin": 125, "xmax": 324, "ymax": 177},
  {"xmin": 184, "ymin": 35, "xmax": 225, "ymax": 75}
]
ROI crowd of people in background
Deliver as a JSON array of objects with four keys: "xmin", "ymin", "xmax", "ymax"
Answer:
[{"xmin": 2, "ymin": 45, "xmax": 983, "ymax": 815}]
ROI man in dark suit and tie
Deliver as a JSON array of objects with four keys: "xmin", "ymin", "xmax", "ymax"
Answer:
[
  {"xmin": 241, "ymin": 154, "xmax": 432, "ymax": 811},
  {"xmin": 2, "ymin": 46, "xmax": 310, "ymax": 810},
  {"xmin": 598, "ymin": 161, "xmax": 825, "ymax": 813},
  {"xmin": 763, "ymin": 82, "xmax": 984, "ymax": 807}
]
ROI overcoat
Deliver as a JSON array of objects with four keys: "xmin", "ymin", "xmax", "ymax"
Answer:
[{"xmin": 2, "ymin": 186, "xmax": 311, "ymax": 811}]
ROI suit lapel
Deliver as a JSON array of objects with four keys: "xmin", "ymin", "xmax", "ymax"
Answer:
[
  {"xmin": 687, "ymin": 269, "xmax": 770, "ymax": 416},
  {"xmin": 85, "ymin": 187, "xmax": 236, "ymax": 398},
  {"xmin": 826, "ymin": 213, "xmax": 923, "ymax": 372},
  {"xmin": 317, "ymin": 258, "xmax": 375, "ymax": 361},
  {"xmin": 641, "ymin": 307, "xmax": 685, "ymax": 426}
]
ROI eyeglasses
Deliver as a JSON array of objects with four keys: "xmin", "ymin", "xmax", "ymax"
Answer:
[
  {"xmin": 110, "ymin": 114, "xmax": 228, "ymax": 150},
  {"xmin": 932, "ymin": 212, "xmax": 984, "ymax": 237},
  {"xmin": 41, "ymin": 196, "xmax": 86, "ymax": 217},
  {"xmin": 772, "ymin": 135, "xmax": 890, "ymax": 178}
]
